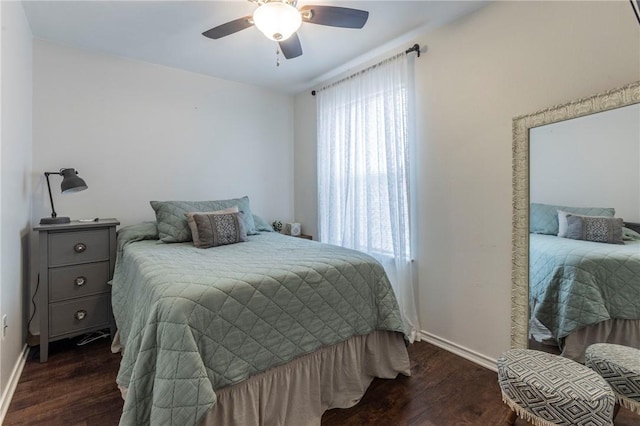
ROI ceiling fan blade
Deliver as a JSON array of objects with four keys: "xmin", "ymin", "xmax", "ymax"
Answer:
[
  {"xmin": 202, "ymin": 16, "xmax": 254, "ymax": 39},
  {"xmin": 279, "ymin": 33, "xmax": 303, "ymax": 59},
  {"xmin": 300, "ymin": 5, "xmax": 369, "ymax": 29}
]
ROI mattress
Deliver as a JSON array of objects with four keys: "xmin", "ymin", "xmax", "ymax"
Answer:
[{"xmin": 111, "ymin": 224, "xmax": 407, "ymax": 425}]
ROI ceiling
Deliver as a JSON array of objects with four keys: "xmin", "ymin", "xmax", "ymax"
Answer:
[{"xmin": 22, "ymin": 1, "xmax": 487, "ymax": 94}]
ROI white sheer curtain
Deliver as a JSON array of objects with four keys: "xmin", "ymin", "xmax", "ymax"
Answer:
[{"xmin": 316, "ymin": 53, "xmax": 419, "ymax": 342}]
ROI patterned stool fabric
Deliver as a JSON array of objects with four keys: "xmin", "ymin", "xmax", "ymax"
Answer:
[
  {"xmin": 497, "ymin": 349, "xmax": 615, "ymax": 426},
  {"xmin": 586, "ymin": 343, "xmax": 640, "ymax": 415}
]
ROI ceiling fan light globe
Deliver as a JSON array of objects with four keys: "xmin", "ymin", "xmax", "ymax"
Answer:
[{"xmin": 253, "ymin": 2, "xmax": 301, "ymax": 42}]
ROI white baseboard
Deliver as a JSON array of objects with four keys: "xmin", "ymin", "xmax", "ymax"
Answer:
[
  {"xmin": 419, "ymin": 330, "xmax": 498, "ymax": 372},
  {"xmin": 0, "ymin": 344, "xmax": 29, "ymax": 423}
]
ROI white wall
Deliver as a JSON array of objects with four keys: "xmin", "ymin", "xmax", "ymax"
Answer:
[
  {"xmin": 0, "ymin": 0, "xmax": 32, "ymax": 409},
  {"xmin": 530, "ymin": 104, "xmax": 640, "ymax": 222},
  {"xmin": 294, "ymin": 1, "xmax": 640, "ymax": 361},
  {"xmin": 30, "ymin": 41, "xmax": 296, "ymax": 333},
  {"xmin": 293, "ymin": 94, "xmax": 318, "ymax": 237},
  {"xmin": 33, "ymin": 41, "xmax": 295, "ymax": 228}
]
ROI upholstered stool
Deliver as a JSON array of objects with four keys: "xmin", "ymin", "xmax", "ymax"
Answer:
[
  {"xmin": 586, "ymin": 343, "xmax": 640, "ymax": 416},
  {"xmin": 497, "ymin": 349, "xmax": 615, "ymax": 426}
]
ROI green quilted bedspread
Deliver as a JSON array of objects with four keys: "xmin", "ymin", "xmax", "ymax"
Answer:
[
  {"xmin": 529, "ymin": 234, "xmax": 640, "ymax": 341},
  {"xmin": 111, "ymin": 225, "xmax": 406, "ymax": 425}
]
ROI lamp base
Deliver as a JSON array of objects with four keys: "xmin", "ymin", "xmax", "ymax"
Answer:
[{"xmin": 40, "ymin": 216, "xmax": 71, "ymax": 225}]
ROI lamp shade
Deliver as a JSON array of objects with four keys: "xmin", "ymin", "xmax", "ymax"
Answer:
[
  {"xmin": 253, "ymin": 2, "xmax": 301, "ymax": 41},
  {"xmin": 60, "ymin": 168, "xmax": 88, "ymax": 193}
]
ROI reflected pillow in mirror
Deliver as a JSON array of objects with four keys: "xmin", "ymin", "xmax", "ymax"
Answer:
[
  {"xmin": 565, "ymin": 214, "xmax": 624, "ymax": 244},
  {"xmin": 623, "ymin": 227, "xmax": 640, "ymax": 241},
  {"xmin": 557, "ymin": 210, "xmax": 572, "ymax": 237},
  {"xmin": 558, "ymin": 208, "xmax": 618, "ymax": 237},
  {"xmin": 530, "ymin": 203, "xmax": 615, "ymax": 235},
  {"xmin": 189, "ymin": 211, "xmax": 248, "ymax": 248}
]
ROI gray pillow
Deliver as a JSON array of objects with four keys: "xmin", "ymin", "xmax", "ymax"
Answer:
[
  {"xmin": 189, "ymin": 212, "xmax": 248, "ymax": 248},
  {"xmin": 565, "ymin": 215, "xmax": 624, "ymax": 244},
  {"xmin": 150, "ymin": 196, "xmax": 257, "ymax": 243},
  {"xmin": 530, "ymin": 203, "xmax": 615, "ymax": 235}
]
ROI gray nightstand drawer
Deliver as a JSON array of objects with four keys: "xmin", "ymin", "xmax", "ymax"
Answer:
[
  {"xmin": 48, "ymin": 229, "xmax": 110, "ymax": 266},
  {"xmin": 49, "ymin": 294, "xmax": 110, "ymax": 338},
  {"xmin": 49, "ymin": 261, "xmax": 110, "ymax": 302}
]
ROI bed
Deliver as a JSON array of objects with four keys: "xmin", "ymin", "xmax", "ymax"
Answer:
[
  {"xmin": 529, "ymin": 232, "xmax": 640, "ymax": 361},
  {"xmin": 110, "ymin": 217, "xmax": 410, "ymax": 426}
]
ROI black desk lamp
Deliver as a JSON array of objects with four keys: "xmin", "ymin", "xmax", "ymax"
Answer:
[{"xmin": 40, "ymin": 168, "xmax": 88, "ymax": 225}]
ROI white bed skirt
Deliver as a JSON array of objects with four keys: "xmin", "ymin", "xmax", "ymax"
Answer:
[
  {"xmin": 561, "ymin": 319, "xmax": 640, "ymax": 363},
  {"xmin": 201, "ymin": 330, "xmax": 410, "ymax": 426},
  {"xmin": 530, "ymin": 318, "xmax": 640, "ymax": 363},
  {"xmin": 114, "ymin": 330, "xmax": 410, "ymax": 426}
]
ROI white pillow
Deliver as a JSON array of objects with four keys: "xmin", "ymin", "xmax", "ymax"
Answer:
[{"xmin": 557, "ymin": 210, "xmax": 572, "ymax": 237}]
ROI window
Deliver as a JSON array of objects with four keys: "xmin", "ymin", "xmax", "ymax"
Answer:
[{"xmin": 316, "ymin": 52, "xmax": 419, "ymax": 340}]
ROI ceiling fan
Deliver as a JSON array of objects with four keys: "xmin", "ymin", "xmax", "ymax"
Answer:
[{"xmin": 202, "ymin": 0, "xmax": 369, "ymax": 60}]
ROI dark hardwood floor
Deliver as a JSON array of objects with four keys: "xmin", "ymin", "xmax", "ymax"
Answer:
[{"xmin": 5, "ymin": 336, "xmax": 638, "ymax": 425}]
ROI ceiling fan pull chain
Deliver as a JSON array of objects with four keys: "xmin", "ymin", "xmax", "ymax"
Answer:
[{"xmin": 276, "ymin": 45, "xmax": 281, "ymax": 67}]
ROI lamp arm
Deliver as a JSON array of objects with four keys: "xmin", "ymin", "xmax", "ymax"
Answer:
[{"xmin": 44, "ymin": 172, "xmax": 60, "ymax": 218}]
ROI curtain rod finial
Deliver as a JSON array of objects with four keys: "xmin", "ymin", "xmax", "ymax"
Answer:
[{"xmin": 406, "ymin": 43, "xmax": 420, "ymax": 57}]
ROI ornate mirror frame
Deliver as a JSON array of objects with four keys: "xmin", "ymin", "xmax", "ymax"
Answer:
[{"xmin": 511, "ymin": 80, "xmax": 640, "ymax": 349}]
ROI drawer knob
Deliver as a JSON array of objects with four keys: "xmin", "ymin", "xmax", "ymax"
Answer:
[
  {"xmin": 75, "ymin": 310, "xmax": 87, "ymax": 320},
  {"xmin": 74, "ymin": 276, "xmax": 87, "ymax": 287},
  {"xmin": 74, "ymin": 243, "xmax": 87, "ymax": 253}
]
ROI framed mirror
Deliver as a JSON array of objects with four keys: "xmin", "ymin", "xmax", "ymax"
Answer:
[{"xmin": 511, "ymin": 80, "xmax": 640, "ymax": 351}]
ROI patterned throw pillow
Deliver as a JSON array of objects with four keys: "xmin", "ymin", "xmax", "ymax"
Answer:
[
  {"xmin": 530, "ymin": 203, "xmax": 615, "ymax": 235},
  {"xmin": 185, "ymin": 206, "xmax": 239, "ymax": 247},
  {"xmin": 565, "ymin": 214, "xmax": 624, "ymax": 244},
  {"xmin": 189, "ymin": 212, "xmax": 248, "ymax": 248}
]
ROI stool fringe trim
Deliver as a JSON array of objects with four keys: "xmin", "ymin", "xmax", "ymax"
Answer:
[
  {"xmin": 500, "ymin": 392, "xmax": 614, "ymax": 426},
  {"xmin": 617, "ymin": 394, "xmax": 640, "ymax": 415}
]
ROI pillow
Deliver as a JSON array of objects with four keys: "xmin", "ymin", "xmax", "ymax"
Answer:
[
  {"xmin": 558, "ymin": 209, "xmax": 620, "ymax": 237},
  {"xmin": 565, "ymin": 214, "xmax": 624, "ymax": 244},
  {"xmin": 557, "ymin": 210, "xmax": 587, "ymax": 238},
  {"xmin": 623, "ymin": 227, "xmax": 640, "ymax": 241},
  {"xmin": 116, "ymin": 221, "xmax": 159, "ymax": 252},
  {"xmin": 252, "ymin": 214, "xmax": 274, "ymax": 232},
  {"xmin": 150, "ymin": 196, "xmax": 257, "ymax": 242},
  {"xmin": 189, "ymin": 212, "xmax": 248, "ymax": 248},
  {"xmin": 186, "ymin": 206, "xmax": 239, "ymax": 247},
  {"xmin": 530, "ymin": 203, "xmax": 615, "ymax": 235},
  {"xmin": 116, "ymin": 221, "xmax": 159, "ymax": 241}
]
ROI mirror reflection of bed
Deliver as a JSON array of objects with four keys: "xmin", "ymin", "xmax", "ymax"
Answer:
[
  {"xmin": 512, "ymin": 82, "xmax": 640, "ymax": 362},
  {"xmin": 527, "ymin": 100, "xmax": 640, "ymax": 361}
]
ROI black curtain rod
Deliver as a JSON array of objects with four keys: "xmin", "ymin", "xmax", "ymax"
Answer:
[{"xmin": 311, "ymin": 43, "xmax": 421, "ymax": 96}]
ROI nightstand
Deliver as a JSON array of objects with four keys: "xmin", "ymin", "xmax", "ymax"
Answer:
[
  {"xmin": 295, "ymin": 234, "xmax": 312, "ymax": 240},
  {"xmin": 34, "ymin": 219, "xmax": 119, "ymax": 362}
]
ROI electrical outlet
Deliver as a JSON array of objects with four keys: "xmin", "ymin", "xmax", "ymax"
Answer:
[{"xmin": 2, "ymin": 315, "xmax": 7, "ymax": 339}]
